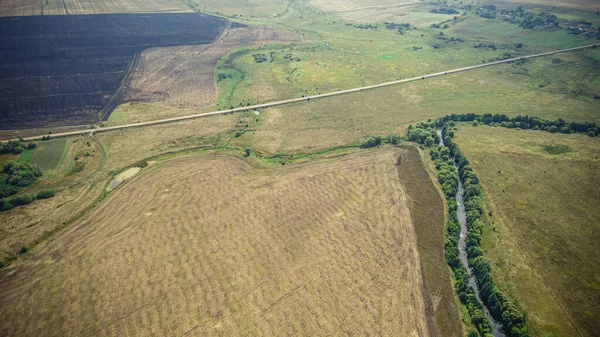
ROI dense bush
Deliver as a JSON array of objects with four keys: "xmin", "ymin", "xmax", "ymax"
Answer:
[
  {"xmin": 0, "ymin": 190, "xmax": 56, "ymax": 212},
  {"xmin": 441, "ymin": 113, "xmax": 597, "ymax": 136},
  {"xmin": 0, "ymin": 140, "xmax": 35, "ymax": 154},
  {"xmin": 386, "ymin": 133, "xmax": 402, "ymax": 145},
  {"xmin": 252, "ymin": 53, "xmax": 268, "ymax": 63},
  {"xmin": 7, "ymin": 193, "xmax": 35, "ymax": 206},
  {"xmin": 36, "ymin": 190, "xmax": 56, "ymax": 199},
  {"xmin": 359, "ymin": 136, "xmax": 382, "ymax": 148},
  {"xmin": 3, "ymin": 161, "xmax": 43, "ymax": 187},
  {"xmin": 0, "ymin": 186, "xmax": 19, "ymax": 198},
  {"xmin": 0, "ymin": 199, "xmax": 14, "ymax": 211},
  {"xmin": 430, "ymin": 8, "xmax": 459, "ymax": 15}
]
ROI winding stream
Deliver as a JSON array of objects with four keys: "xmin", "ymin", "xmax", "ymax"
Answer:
[{"xmin": 438, "ymin": 130, "xmax": 505, "ymax": 337}]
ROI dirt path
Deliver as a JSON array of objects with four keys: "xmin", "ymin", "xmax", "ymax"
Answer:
[{"xmin": 13, "ymin": 43, "xmax": 600, "ymax": 142}]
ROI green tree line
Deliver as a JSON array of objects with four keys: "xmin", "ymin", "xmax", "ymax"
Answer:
[
  {"xmin": 1, "ymin": 161, "xmax": 54, "ymax": 212},
  {"xmin": 445, "ymin": 113, "xmax": 598, "ymax": 137},
  {"xmin": 409, "ymin": 119, "xmax": 530, "ymax": 337}
]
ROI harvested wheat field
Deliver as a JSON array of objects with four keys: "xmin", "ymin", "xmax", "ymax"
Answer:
[
  {"xmin": 0, "ymin": 0, "xmax": 188, "ymax": 16},
  {"xmin": 0, "ymin": 149, "xmax": 438, "ymax": 337},
  {"xmin": 64, "ymin": 0, "xmax": 187, "ymax": 14},
  {"xmin": 310, "ymin": 0, "xmax": 416, "ymax": 13},
  {"xmin": 124, "ymin": 23, "xmax": 300, "ymax": 108}
]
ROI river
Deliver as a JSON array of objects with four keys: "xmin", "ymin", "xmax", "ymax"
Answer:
[{"xmin": 438, "ymin": 130, "xmax": 505, "ymax": 337}]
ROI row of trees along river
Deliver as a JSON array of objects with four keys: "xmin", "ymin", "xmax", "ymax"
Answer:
[{"xmin": 408, "ymin": 115, "xmax": 531, "ymax": 337}]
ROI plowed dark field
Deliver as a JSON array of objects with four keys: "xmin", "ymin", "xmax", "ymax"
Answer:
[{"xmin": 0, "ymin": 13, "xmax": 228, "ymax": 130}]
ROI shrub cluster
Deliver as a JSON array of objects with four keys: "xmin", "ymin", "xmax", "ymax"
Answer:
[
  {"xmin": 0, "ymin": 190, "xmax": 56, "ymax": 211},
  {"xmin": 0, "ymin": 140, "xmax": 36, "ymax": 155},
  {"xmin": 359, "ymin": 136, "xmax": 382, "ymax": 148},
  {"xmin": 252, "ymin": 53, "xmax": 268, "ymax": 63},
  {"xmin": 359, "ymin": 134, "xmax": 404, "ymax": 148},
  {"xmin": 409, "ymin": 119, "xmax": 530, "ymax": 337},
  {"xmin": 0, "ymin": 161, "xmax": 54, "ymax": 212},
  {"xmin": 0, "ymin": 186, "xmax": 19, "ymax": 198},
  {"xmin": 430, "ymin": 8, "xmax": 459, "ymax": 15},
  {"xmin": 36, "ymin": 190, "xmax": 56, "ymax": 199},
  {"xmin": 3, "ymin": 161, "xmax": 43, "ymax": 187},
  {"xmin": 446, "ymin": 113, "xmax": 598, "ymax": 137}
]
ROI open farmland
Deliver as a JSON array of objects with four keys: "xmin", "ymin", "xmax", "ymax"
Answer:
[
  {"xmin": 124, "ymin": 23, "xmax": 300, "ymax": 108},
  {"xmin": 31, "ymin": 139, "xmax": 70, "ymax": 170},
  {"xmin": 0, "ymin": 0, "xmax": 188, "ymax": 17},
  {"xmin": 0, "ymin": 149, "xmax": 440, "ymax": 336},
  {"xmin": 0, "ymin": 13, "xmax": 227, "ymax": 130},
  {"xmin": 309, "ymin": 0, "xmax": 416, "ymax": 13},
  {"xmin": 0, "ymin": 0, "xmax": 65, "ymax": 16},
  {"xmin": 453, "ymin": 125, "xmax": 600, "ymax": 337},
  {"xmin": 64, "ymin": 0, "xmax": 188, "ymax": 15},
  {"xmin": 185, "ymin": 0, "xmax": 288, "ymax": 18}
]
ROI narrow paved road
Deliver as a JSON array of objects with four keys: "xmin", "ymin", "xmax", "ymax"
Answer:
[{"xmin": 13, "ymin": 43, "xmax": 600, "ymax": 142}]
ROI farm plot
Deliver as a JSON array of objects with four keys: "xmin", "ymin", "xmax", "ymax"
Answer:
[
  {"xmin": 0, "ymin": 13, "xmax": 228, "ymax": 130},
  {"xmin": 0, "ymin": 0, "xmax": 63, "ymax": 16},
  {"xmin": 454, "ymin": 125, "xmax": 600, "ymax": 337},
  {"xmin": 124, "ymin": 23, "xmax": 300, "ymax": 108},
  {"xmin": 0, "ymin": 0, "xmax": 187, "ymax": 17},
  {"xmin": 0, "ymin": 150, "xmax": 439, "ymax": 337},
  {"xmin": 31, "ymin": 139, "xmax": 69, "ymax": 170},
  {"xmin": 65, "ymin": 0, "xmax": 188, "ymax": 15},
  {"xmin": 309, "ymin": 0, "xmax": 416, "ymax": 13}
]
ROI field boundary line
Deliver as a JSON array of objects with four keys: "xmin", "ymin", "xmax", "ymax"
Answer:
[
  {"xmin": 98, "ymin": 50, "xmax": 142, "ymax": 121},
  {"xmin": 12, "ymin": 43, "xmax": 600, "ymax": 142}
]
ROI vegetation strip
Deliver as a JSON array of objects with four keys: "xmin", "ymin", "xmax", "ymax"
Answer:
[
  {"xmin": 13, "ymin": 43, "xmax": 599, "ymax": 142},
  {"xmin": 398, "ymin": 146, "xmax": 463, "ymax": 337},
  {"xmin": 405, "ymin": 112, "xmax": 598, "ymax": 336}
]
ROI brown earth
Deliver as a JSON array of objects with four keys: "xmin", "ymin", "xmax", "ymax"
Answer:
[
  {"xmin": 123, "ymin": 23, "xmax": 301, "ymax": 109},
  {"xmin": 399, "ymin": 146, "xmax": 464, "ymax": 337}
]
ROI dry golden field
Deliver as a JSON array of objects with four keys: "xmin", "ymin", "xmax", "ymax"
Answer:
[
  {"xmin": 64, "ymin": 0, "xmax": 187, "ymax": 14},
  {"xmin": 0, "ymin": 0, "xmax": 188, "ymax": 16},
  {"xmin": 454, "ymin": 125, "xmax": 600, "ymax": 337},
  {"xmin": 124, "ymin": 24, "xmax": 300, "ymax": 109},
  {"xmin": 0, "ymin": 149, "xmax": 440, "ymax": 336},
  {"xmin": 186, "ymin": 0, "xmax": 288, "ymax": 18},
  {"xmin": 0, "ymin": 136, "xmax": 105, "ymax": 256},
  {"xmin": 309, "ymin": 0, "xmax": 416, "ymax": 13},
  {"xmin": 0, "ymin": 0, "xmax": 63, "ymax": 16},
  {"xmin": 0, "ymin": 113, "xmax": 239, "ymax": 265}
]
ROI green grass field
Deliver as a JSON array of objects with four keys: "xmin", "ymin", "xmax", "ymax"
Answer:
[
  {"xmin": 212, "ymin": 0, "xmax": 600, "ymax": 109},
  {"xmin": 454, "ymin": 125, "xmax": 600, "ymax": 337},
  {"xmin": 31, "ymin": 139, "xmax": 70, "ymax": 170},
  {"xmin": 17, "ymin": 148, "xmax": 36, "ymax": 163},
  {"xmin": 207, "ymin": 0, "xmax": 599, "ymax": 157}
]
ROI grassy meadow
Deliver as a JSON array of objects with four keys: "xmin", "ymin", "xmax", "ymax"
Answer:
[
  {"xmin": 453, "ymin": 125, "xmax": 600, "ymax": 337},
  {"xmin": 201, "ymin": 0, "xmax": 600, "ymax": 155},
  {"xmin": 210, "ymin": 0, "xmax": 600, "ymax": 107}
]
